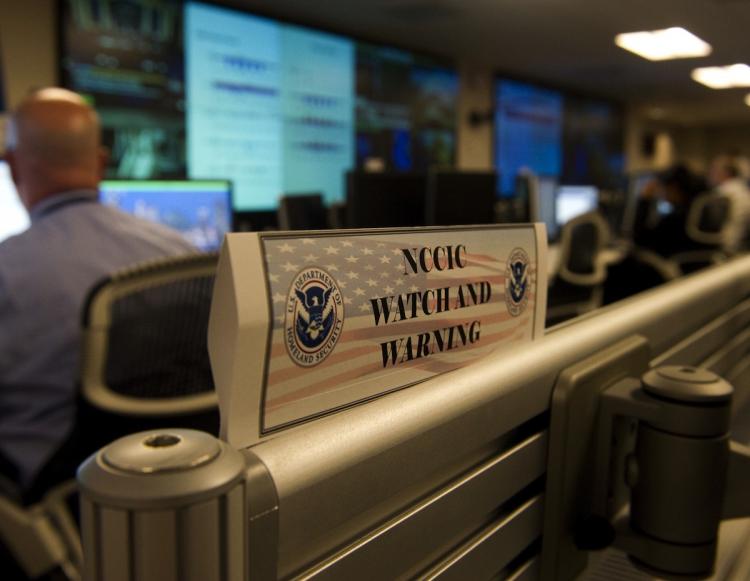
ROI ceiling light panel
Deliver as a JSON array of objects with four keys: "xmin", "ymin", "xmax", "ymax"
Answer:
[
  {"xmin": 615, "ymin": 27, "xmax": 712, "ymax": 61},
  {"xmin": 692, "ymin": 64, "xmax": 750, "ymax": 89}
]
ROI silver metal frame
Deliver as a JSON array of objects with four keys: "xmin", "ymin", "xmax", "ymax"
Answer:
[
  {"xmin": 244, "ymin": 255, "xmax": 750, "ymax": 578},
  {"xmin": 79, "ymin": 255, "xmax": 750, "ymax": 580}
]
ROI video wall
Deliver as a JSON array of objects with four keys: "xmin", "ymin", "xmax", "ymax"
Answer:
[
  {"xmin": 495, "ymin": 77, "xmax": 623, "ymax": 196},
  {"xmin": 61, "ymin": 0, "xmax": 459, "ymax": 211}
]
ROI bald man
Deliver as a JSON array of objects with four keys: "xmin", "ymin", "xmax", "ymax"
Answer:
[{"xmin": 0, "ymin": 88, "xmax": 194, "ymax": 489}]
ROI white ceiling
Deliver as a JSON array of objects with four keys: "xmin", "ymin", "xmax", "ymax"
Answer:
[{"xmin": 232, "ymin": 0, "xmax": 750, "ymax": 125}]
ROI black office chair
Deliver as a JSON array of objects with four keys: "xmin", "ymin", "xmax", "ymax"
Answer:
[
  {"xmin": 547, "ymin": 211, "xmax": 611, "ymax": 326},
  {"xmin": 0, "ymin": 253, "xmax": 220, "ymax": 580},
  {"xmin": 278, "ymin": 194, "xmax": 329, "ymax": 231},
  {"xmin": 672, "ymin": 193, "xmax": 732, "ymax": 274},
  {"xmin": 77, "ymin": 252, "xmax": 220, "ymax": 451}
]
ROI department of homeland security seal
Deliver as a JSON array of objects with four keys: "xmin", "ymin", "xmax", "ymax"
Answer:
[
  {"xmin": 505, "ymin": 247, "xmax": 530, "ymax": 317},
  {"xmin": 285, "ymin": 267, "xmax": 345, "ymax": 367}
]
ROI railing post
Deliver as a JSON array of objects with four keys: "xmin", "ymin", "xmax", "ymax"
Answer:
[{"xmin": 78, "ymin": 429, "xmax": 247, "ymax": 581}]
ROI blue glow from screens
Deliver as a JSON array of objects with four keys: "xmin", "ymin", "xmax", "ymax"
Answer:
[
  {"xmin": 0, "ymin": 162, "xmax": 29, "ymax": 243},
  {"xmin": 185, "ymin": 2, "xmax": 355, "ymax": 211},
  {"xmin": 495, "ymin": 79, "xmax": 563, "ymax": 197},
  {"xmin": 100, "ymin": 181, "xmax": 232, "ymax": 251},
  {"xmin": 555, "ymin": 185, "xmax": 598, "ymax": 226}
]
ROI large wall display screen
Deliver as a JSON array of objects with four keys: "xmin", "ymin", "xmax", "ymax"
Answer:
[
  {"xmin": 494, "ymin": 78, "xmax": 624, "ymax": 196},
  {"xmin": 562, "ymin": 97, "xmax": 624, "ymax": 190},
  {"xmin": 185, "ymin": 3, "xmax": 354, "ymax": 210},
  {"xmin": 356, "ymin": 44, "xmax": 458, "ymax": 171},
  {"xmin": 60, "ymin": 0, "xmax": 186, "ymax": 180},
  {"xmin": 61, "ymin": 0, "xmax": 458, "ymax": 211},
  {"xmin": 494, "ymin": 78, "xmax": 564, "ymax": 197}
]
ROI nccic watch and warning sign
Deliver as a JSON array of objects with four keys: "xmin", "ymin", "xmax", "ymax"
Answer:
[{"xmin": 208, "ymin": 224, "xmax": 548, "ymax": 449}]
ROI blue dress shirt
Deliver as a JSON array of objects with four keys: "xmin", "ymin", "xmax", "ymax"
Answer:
[{"xmin": 0, "ymin": 190, "xmax": 195, "ymax": 487}]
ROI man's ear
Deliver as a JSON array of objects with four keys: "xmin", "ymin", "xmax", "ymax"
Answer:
[{"xmin": 97, "ymin": 146, "xmax": 109, "ymax": 180}]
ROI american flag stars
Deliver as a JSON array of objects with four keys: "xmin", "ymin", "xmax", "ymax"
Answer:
[{"xmin": 264, "ymin": 236, "xmax": 440, "ymax": 330}]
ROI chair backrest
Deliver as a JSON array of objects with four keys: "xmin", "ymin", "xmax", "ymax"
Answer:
[
  {"xmin": 278, "ymin": 194, "xmax": 329, "ymax": 231},
  {"xmin": 557, "ymin": 210, "xmax": 610, "ymax": 285},
  {"xmin": 687, "ymin": 193, "xmax": 732, "ymax": 246},
  {"xmin": 80, "ymin": 252, "xmax": 219, "ymax": 418}
]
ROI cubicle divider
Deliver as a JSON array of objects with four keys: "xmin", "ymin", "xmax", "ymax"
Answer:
[{"xmin": 78, "ymin": 255, "xmax": 750, "ymax": 580}]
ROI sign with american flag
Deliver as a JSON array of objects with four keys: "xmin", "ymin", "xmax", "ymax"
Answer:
[{"xmin": 208, "ymin": 225, "xmax": 547, "ymax": 448}]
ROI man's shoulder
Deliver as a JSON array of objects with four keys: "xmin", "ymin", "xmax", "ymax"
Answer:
[{"xmin": 94, "ymin": 205, "xmax": 196, "ymax": 252}]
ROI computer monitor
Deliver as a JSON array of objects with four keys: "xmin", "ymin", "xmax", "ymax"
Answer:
[
  {"xmin": 536, "ymin": 176, "xmax": 558, "ymax": 241},
  {"xmin": 99, "ymin": 180, "xmax": 233, "ymax": 251},
  {"xmin": 346, "ymin": 171, "xmax": 427, "ymax": 228},
  {"xmin": 426, "ymin": 170, "xmax": 496, "ymax": 226},
  {"xmin": 278, "ymin": 193, "xmax": 328, "ymax": 231},
  {"xmin": 555, "ymin": 185, "xmax": 598, "ymax": 227},
  {"xmin": 0, "ymin": 162, "xmax": 30, "ymax": 244},
  {"xmin": 621, "ymin": 171, "xmax": 655, "ymax": 236}
]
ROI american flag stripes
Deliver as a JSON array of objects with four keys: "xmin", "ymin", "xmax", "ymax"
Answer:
[{"xmin": 259, "ymin": 227, "xmax": 543, "ymax": 431}]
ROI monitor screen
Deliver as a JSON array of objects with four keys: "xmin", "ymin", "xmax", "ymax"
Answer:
[
  {"xmin": 185, "ymin": 2, "xmax": 355, "ymax": 211},
  {"xmin": 356, "ymin": 43, "xmax": 458, "ymax": 172},
  {"xmin": 495, "ymin": 78, "xmax": 563, "ymax": 197},
  {"xmin": 100, "ymin": 180, "xmax": 232, "ymax": 251},
  {"xmin": 536, "ymin": 176, "xmax": 558, "ymax": 240},
  {"xmin": 0, "ymin": 162, "xmax": 30, "ymax": 244},
  {"xmin": 562, "ymin": 97, "xmax": 624, "ymax": 189},
  {"xmin": 621, "ymin": 171, "xmax": 655, "ymax": 235},
  {"xmin": 346, "ymin": 171, "xmax": 426, "ymax": 228},
  {"xmin": 426, "ymin": 170, "xmax": 496, "ymax": 226},
  {"xmin": 555, "ymin": 185, "xmax": 598, "ymax": 227},
  {"xmin": 60, "ymin": 0, "xmax": 186, "ymax": 180}
]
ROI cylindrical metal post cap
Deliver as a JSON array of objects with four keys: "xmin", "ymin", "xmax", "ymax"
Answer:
[
  {"xmin": 78, "ymin": 428, "xmax": 246, "ymax": 509},
  {"xmin": 642, "ymin": 366, "xmax": 733, "ymax": 404},
  {"xmin": 102, "ymin": 430, "xmax": 221, "ymax": 474}
]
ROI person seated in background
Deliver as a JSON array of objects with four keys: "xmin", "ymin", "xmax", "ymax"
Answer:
[
  {"xmin": 0, "ymin": 88, "xmax": 195, "ymax": 492},
  {"xmin": 708, "ymin": 154, "xmax": 750, "ymax": 253},
  {"xmin": 632, "ymin": 164, "xmax": 707, "ymax": 258}
]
